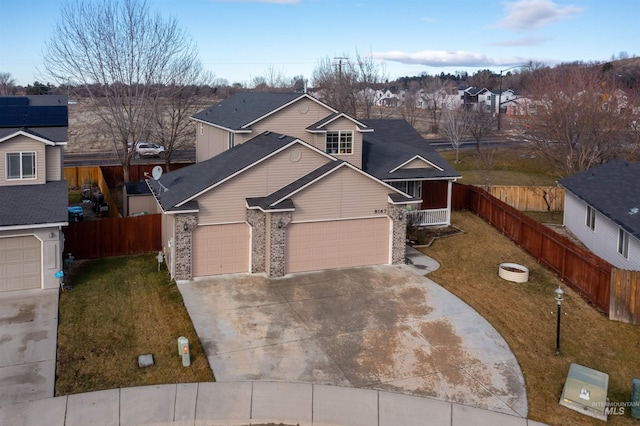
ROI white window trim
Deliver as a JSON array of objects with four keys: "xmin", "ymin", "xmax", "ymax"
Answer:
[
  {"xmin": 325, "ymin": 130, "xmax": 354, "ymax": 155},
  {"xmin": 200, "ymin": 123, "xmax": 203, "ymax": 135},
  {"xmin": 6, "ymin": 151, "xmax": 37, "ymax": 180},
  {"xmin": 586, "ymin": 205, "xmax": 595, "ymax": 231},
  {"xmin": 617, "ymin": 228, "xmax": 630, "ymax": 259}
]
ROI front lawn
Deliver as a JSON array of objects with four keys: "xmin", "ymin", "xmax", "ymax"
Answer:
[
  {"xmin": 422, "ymin": 211, "xmax": 640, "ymax": 425},
  {"xmin": 55, "ymin": 254, "xmax": 214, "ymax": 395}
]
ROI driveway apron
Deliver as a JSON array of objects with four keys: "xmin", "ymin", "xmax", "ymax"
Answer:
[
  {"xmin": 178, "ymin": 262, "xmax": 528, "ymax": 418},
  {"xmin": 0, "ymin": 289, "xmax": 58, "ymax": 406}
]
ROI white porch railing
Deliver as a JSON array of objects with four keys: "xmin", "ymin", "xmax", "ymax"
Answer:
[{"xmin": 408, "ymin": 208, "xmax": 450, "ymax": 227}]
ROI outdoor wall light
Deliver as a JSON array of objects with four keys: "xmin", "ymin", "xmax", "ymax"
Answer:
[
  {"xmin": 398, "ymin": 212, "xmax": 404, "ymax": 220},
  {"xmin": 183, "ymin": 222, "xmax": 189, "ymax": 232},
  {"xmin": 49, "ymin": 231, "xmax": 56, "ymax": 238},
  {"xmin": 277, "ymin": 219, "xmax": 284, "ymax": 229},
  {"xmin": 555, "ymin": 285, "xmax": 565, "ymax": 355}
]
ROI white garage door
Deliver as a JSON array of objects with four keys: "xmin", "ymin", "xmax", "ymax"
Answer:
[
  {"xmin": 286, "ymin": 218, "xmax": 390, "ymax": 274},
  {"xmin": 192, "ymin": 223, "xmax": 250, "ymax": 276},
  {"xmin": 0, "ymin": 236, "xmax": 41, "ymax": 292}
]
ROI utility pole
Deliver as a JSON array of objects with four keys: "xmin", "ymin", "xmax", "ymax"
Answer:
[{"xmin": 334, "ymin": 56, "xmax": 348, "ymax": 81}]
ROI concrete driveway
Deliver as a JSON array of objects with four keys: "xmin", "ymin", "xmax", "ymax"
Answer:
[
  {"xmin": 0, "ymin": 289, "xmax": 58, "ymax": 406},
  {"xmin": 178, "ymin": 262, "xmax": 528, "ymax": 418}
]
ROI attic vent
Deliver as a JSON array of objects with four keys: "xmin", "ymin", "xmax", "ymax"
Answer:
[
  {"xmin": 278, "ymin": 134, "xmax": 286, "ymax": 140},
  {"xmin": 630, "ymin": 207, "xmax": 639, "ymax": 215},
  {"xmin": 264, "ymin": 131, "xmax": 271, "ymax": 135}
]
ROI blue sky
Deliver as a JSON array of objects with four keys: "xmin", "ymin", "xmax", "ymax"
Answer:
[{"xmin": 0, "ymin": 0, "xmax": 638, "ymax": 86}]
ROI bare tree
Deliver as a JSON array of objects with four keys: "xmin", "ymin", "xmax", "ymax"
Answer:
[
  {"xmin": 0, "ymin": 72, "xmax": 16, "ymax": 95},
  {"xmin": 467, "ymin": 105, "xmax": 496, "ymax": 151},
  {"xmin": 523, "ymin": 65, "xmax": 634, "ymax": 177},
  {"xmin": 44, "ymin": 0, "xmax": 204, "ymax": 182},
  {"xmin": 400, "ymin": 81, "xmax": 422, "ymax": 127},
  {"xmin": 440, "ymin": 109, "xmax": 471, "ymax": 163},
  {"xmin": 421, "ymin": 78, "xmax": 455, "ymax": 134},
  {"xmin": 311, "ymin": 51, "xmax": 386, "ymax": 118}
]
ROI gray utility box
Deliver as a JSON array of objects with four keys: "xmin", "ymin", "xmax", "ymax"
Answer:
[{"xmin": 559, "ymin": 363, "xmax": 609, "ymax": 421}]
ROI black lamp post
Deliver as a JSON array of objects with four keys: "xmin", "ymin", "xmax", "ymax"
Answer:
[{"xmin": 555, "ymin": 285, "xmax": 565, "ymax": 355}]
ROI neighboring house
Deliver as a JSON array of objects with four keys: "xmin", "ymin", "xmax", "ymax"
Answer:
[
  {"xmin": 458, "ymin": 87, "xmax": 494, "ymax": 111},
  {"xmin": 148, "ymin": 92, "xmax": 459, "ymax": 280},
  {"xmin": 559, "ymin": 159, "xmax": 640, "ymax": 270},
  {"xmin": 0, "ymin": 96, "xmax": 68, "ymax": 292}
]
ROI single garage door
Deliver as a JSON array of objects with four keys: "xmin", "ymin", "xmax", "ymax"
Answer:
[
  {"xmin": 192, "ymin": 223, "xmax": 250, "ymax": 276},
  {"xmin": 0, "ymin": 236, "xmax": 41, "ymax": 292},
  {"xmin": 286, "ymin": 217, "xmax": 390, "ymax": 274}
]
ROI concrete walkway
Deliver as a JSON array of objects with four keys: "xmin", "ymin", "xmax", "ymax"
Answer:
[
  {"xmin": 0, "ymin": 381, "xmax": 548, "ymax": 426},
  {"xmin": 0, "ymin": 248, "xmax": 549, "ymax": 425}
]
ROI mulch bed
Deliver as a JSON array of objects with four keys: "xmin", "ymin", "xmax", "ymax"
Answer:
[{"xmin": 407, "ymin": 225, "xmax": 463, "ymax": 247}]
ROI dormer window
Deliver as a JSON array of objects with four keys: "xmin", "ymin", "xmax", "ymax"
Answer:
[
  {"xmin": 6, "ymin": 152, "xmax": 36, "ymax": 180},
  {"xmin": 326, "ymin": 131, "xmax": 353, "ymax": 155}
]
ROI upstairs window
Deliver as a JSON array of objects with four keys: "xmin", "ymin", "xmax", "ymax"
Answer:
[
  {"xmin": 586, "ymin": 205, "xmax": 596, "ymax": 231},
  {"xmin": 326, "ymin": 131, "xmax": 353, "ymax": 155},
  {"xmin": 6, "ymin": 152, "xmax": 36, "ymax": 180},
  {"xmin": 618, "ymin": 228, "xmax": 630, "ymax": 259}
]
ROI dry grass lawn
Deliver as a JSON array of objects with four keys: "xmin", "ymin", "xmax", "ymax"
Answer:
[
  {"xmin": 55, "ymin": 254, "xmax": 213, "ymax": 395},
  {"xmin": 421, "ymin": 211, "xmax": 640, "ymax": 425}
]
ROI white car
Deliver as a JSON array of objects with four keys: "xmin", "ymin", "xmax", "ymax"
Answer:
[{"xmin": 134, "ymin": 142, "xmax": 165, "ymax": 158}]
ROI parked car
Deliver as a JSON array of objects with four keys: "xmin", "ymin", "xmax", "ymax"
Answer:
[{"xmin": 133, "ymin": 142, "xmax": 165, "ymax": 158}]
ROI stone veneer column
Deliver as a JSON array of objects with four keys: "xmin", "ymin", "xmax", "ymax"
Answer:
[
  {"xmin": 388, "ymin": 203, "xmax": 408, "ymax": 264},
  {"xmin": 268, "ymin": 211, "xmax": 293, "ymax": 278},
  {"xmin": 174, "ymin": 213, "xmax": 199, "ymax": 281},
  {"xmin": 246, "ymin": 209, "xmax": 266, "ymax": 273}
]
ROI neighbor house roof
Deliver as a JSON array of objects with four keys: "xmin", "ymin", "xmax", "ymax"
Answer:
[
  {"xmin": 148, "ymin": 131, "xmax": 332, "ymax": 212},
  {"xmin": 0, "ymin": 180, "xmax": 69, "ymax": 229},
  {"xmin": 0, "ymin": 96, "xmax": 68, "ymax": 143},
  {"xmin": 191, "ymin": 92, "xmax": 335, "ymax": 131},
  {"xmin": 361, "ymin": 119, "xmax": 461, "ymax": 181},
  {"xmin": 559, "ymin": 159, "xmax": 640, "ymax": 239}
]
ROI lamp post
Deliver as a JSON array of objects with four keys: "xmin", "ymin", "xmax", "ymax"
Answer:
[
  {"xmin": 497, "ymin": 65, "xmax": 523, "ymax": 131},
  {"xmin": 555, "ymin": 285, "xmax": 564, "ymax": 355}
]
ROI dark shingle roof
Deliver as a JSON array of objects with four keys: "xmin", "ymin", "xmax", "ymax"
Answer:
[
  {"xmin": 0, "ymin": 126, "xmax": 68, "ymax": 143},
  {"xmin": 361, "ymin": 119, "xmax": 460, "ymax": 181},
  {"xmin": 0, "ymin": 180, "xmax": 68, "ymax": 227},
  {"xmin": 192, "ymin": 92, "xmax": 304, "ymax": 130},
  {"xmin": 149, "ymin": 132, "xmax": 299, "ymax": 211},
  {"xmin": 559, "ymin": 159, "xmax": 640, "ymax": 239}
]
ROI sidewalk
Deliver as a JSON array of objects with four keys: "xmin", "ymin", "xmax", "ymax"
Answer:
[{"xmin": 0, "ymin": 381, "xmax": 548, "ymax": 426}]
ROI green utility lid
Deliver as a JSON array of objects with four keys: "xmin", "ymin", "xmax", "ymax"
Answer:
[{"xmin": 559, "ymin": 363, "xmax": 609, "ymax": 421}]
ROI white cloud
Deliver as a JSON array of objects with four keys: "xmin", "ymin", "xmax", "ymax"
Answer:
[
  {"xmin": 496, "ymin": 0, "xmax": 582, "ymax": 30},
  {"xmin": 420, "ymin": 17, "xmax": 436, "ymax": 22},
  {"xmin": 373, "ymin": 50, "xmax": 496, "ymax": 67},
  {"xmin": 492, "ymin": 36, "xmax": 546, "ymax": 46},
  {"xmin": 372, "ymin": 49, "xmax": 536, "ymax": 69}
]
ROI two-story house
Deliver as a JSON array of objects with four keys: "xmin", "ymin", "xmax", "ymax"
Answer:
[
  {"xmin": 148, "ymin": 92, "xmax": 459, "ymax": 281},
  {"xmin": 0, "ymin": 96, "xmax": 68, "ymax": 292}
]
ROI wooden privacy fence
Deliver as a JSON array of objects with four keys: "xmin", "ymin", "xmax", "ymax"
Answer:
[
  {"xmin": 488, "ymin": 185, "xmax": 565, "ymax": 212},
  {"xmin": 609, "ymin": 269, "xmax": 640, "ymax": 324},
  {"xmin": 453, "ymin": 184, "xmax": 612, "ymax": 314},
  {"xmin": 63, "ymin": 214, "xmax": 162, "ymax": 260},
  {"xmin": 64, "ymin": 166, "xmax": 120, "ymax": 218}
]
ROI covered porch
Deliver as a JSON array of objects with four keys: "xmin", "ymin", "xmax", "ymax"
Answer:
[{"xmin": 390, "ymin": 179, "xmax": 455, "ymax": 227}]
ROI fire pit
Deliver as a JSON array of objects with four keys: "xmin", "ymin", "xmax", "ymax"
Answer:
[{"xmin": 498, "ymin": 263, "xmax": 529, "ymax": 283}]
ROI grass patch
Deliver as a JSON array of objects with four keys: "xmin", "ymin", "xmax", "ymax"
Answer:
[
  {"xmin": 55, "ymin": 254, "xmax": 214, "ymax": 395},
  {"xmin": 421, "ymin": 211, "xmax": 640, "ymax": 425},
  {"xmin": 68, "ymin": 191, "xmax": 82, "ymax": 204},
  {"xmin": 522, "ymin": 210, "xmax": 564, "ymax": 225},
  {"xmin": 440, "ymin": 147, "xmax": 559, "ymax": 185}
]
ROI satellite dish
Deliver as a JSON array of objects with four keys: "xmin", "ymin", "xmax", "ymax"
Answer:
[{"xmin": 151, "ymin": 166, "xmax": 163, "ymax": 180}]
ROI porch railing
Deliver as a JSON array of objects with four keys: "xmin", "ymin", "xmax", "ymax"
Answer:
[{"xmin": 407, "ymin": 208, "xmax": 450, "ymax": 227}]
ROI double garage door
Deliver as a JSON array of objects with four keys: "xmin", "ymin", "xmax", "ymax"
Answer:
[
  {"xmin": 285, "ymin": 217, "xmax": 390, "ymax": 274},
  {"xmin": 0, "ymin": 236, "xmax": 41, "ymax": 292}
]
